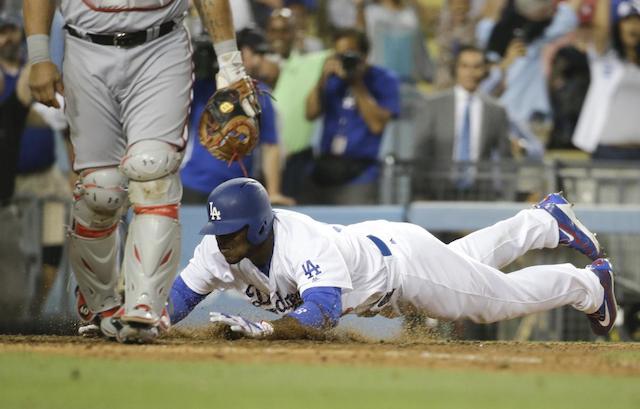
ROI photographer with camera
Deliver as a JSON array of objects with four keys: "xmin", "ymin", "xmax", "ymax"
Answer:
[{"xmin": 305, "ymin": 28, "xmax": 400, "ymax": 204}]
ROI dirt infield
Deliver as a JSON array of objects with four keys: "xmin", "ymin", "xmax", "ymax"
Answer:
[{"xmin": 1, "ymin": 331, "xmax": 639, "ymax": 377}]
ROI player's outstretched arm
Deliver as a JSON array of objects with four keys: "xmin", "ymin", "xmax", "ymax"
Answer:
[
  {"xmin": 209, "ymin": 287, "xmax": 343, "ymax": 339},
  {"xmin": 168, "ymin": 275, "xmax": 210, "ymax": 325}
]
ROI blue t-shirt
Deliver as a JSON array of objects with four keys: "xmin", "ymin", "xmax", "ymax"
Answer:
[
  {"xmin": 319, "ymin": 65, "xmax": 399, "ymax": 183},
  {"xmin": 180, "ymin": 79, "xmax": 278, "ymax": 194},
  {"xmin": 1, "ymin": 69, "xmax": 56, "ymax": 174},
  {"xmin": 17, "ymin": 127, "xmax": 56, "ymax": 173},
  {"xmin": 0, "ymin": 69, "xmax": 17, "ymax": 103},
  {"xmin": 320, "ymin": 65, "xmax": 399, "ymax": 160}
]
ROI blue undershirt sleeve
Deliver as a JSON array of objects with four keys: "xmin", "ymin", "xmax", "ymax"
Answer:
[
  {"xmin": 287, "ymin": 286, "xmax": 342, "ymax": 329},
  {"xmin": 168, "ymin": 275, "xmax": 209, "ymax": 324}
]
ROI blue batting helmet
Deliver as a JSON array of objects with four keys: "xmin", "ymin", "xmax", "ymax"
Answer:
[{"xmin": 199, "ymin": 178, "xmax": 274, "ymax": 245}]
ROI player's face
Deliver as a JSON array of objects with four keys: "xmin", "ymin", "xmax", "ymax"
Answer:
[{"xmin": 215, "ymin": 227, "xmax": 252, "ymax": 265}]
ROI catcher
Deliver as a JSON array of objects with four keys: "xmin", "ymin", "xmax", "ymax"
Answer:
[
  {"xmin": 168, "ymin": 178, "xmax": 617, "ymax": 339},
  {"xmin": 25, "ymin": 0, "xmax": 261, "ymax": 343}
]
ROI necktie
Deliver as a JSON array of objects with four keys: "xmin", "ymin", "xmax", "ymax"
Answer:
[{"xmin": 457, "ymin": 96, "xmax": 473, "ymax": 189}]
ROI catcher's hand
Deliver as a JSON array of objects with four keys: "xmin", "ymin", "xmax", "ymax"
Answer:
[
  {"xmin": 199, "ymin": 77, "xmax": 261, "ymax": 162},
  {"xmin": 209, "ymin": 312, "xmax": 274, "ymax": 338}
]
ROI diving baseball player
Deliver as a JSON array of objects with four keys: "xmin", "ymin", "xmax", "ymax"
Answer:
[
  {"xmin": 23, "ymin": 0, "xmax": 258, "ymax": 343},
  {"xmin": 168, "ymin": 178, "xmax": 617, "ymax": 339}
]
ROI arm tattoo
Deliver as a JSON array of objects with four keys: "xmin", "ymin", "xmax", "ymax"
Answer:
[{"xmin": 193, "ymin": 0, "xmax": 236, "ymax": 43}]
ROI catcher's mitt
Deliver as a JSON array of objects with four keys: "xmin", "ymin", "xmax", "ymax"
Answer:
[{"xmin": 199, "ymin": 77, "xmax": 261, "ymax": 162}]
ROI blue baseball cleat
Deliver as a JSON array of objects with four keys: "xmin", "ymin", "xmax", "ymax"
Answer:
[
  {"xmin": 586, "ymin": 258, "xmax": 617, "ymax": 336},
  {"xmin": 535, "ymin": 192, "xmax": 603, "ymax": 260}
]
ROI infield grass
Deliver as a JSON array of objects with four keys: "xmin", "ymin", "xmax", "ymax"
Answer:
[{"xmin": 1, "ymin": 351, "xmax": 639, "ymax": 409}]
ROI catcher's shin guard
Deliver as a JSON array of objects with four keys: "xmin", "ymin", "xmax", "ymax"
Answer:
[
  {"xmin": 120, "ymin": 140, "xmax": 183, "ymax": 329},
  {"xmin": 69, "ymin": 168, "xmax": 127, "ymax": 315},
  {"xmin": 120, "ymin": 210, "xmax": 180, "ymax": 326}
]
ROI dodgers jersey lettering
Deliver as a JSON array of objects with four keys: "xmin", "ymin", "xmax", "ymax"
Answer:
[
  {"xmin": 61, "ymin": 0, "xmax": 188, "ymax": 33},
  {"xmin": 180, "ymin": 209, "xmax": 399, "ymax": 316}
]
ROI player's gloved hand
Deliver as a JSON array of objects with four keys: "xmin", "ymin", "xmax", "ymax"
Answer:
[
  {"xmin": 215, "ymin": 51, "xmax": 259, "ymax": 118},
  {"xmin": 216, "ymin": 51, "xmax": 244, "ymax": 84},
  {"xmin": 209, "ymin": 312, "xmax": 274, "ymax": 338},
  {"xmin": 199, "ymin": 74, "xmax": 262, "ymax": 163}
]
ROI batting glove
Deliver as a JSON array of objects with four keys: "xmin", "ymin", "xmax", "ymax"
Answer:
[{"xmin": 209, "ymin": 312, "xmax": 274, "ymax": 338}]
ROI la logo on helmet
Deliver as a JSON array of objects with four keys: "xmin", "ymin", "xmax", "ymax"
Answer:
[{"xmin": 209, "ymin": 202, "xmax": 222, "ymax": 221}]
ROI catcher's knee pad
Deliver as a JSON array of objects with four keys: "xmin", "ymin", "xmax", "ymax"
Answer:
[
  {"xmin": 69, "ymin": 167, "xmax": 128, "ymax": 314},
  {"xmin": 119, "ymin": 140, "xmax": 184, "ymax": 326}
]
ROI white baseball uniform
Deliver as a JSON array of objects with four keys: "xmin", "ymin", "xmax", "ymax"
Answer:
[
  {"xmin": 60, "ymin": 0, "xmax": 192, "ymax": 170},
  {"xmin": 55, "ymin": 0, "xmax": 196, "ymax": 336},
  {"xmin": 180, "ymin": 208, "xmax": 604, "ymax": 323}
]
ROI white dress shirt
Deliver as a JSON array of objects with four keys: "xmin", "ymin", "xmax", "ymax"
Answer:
[{"xmin": 453, "ymin": 85, "xmax": 483, "ymax": 161}]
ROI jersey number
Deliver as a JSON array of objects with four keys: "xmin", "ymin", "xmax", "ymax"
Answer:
[{"xmin": 302, "ymin": 260, "xmax": 322, "ymax": 280}]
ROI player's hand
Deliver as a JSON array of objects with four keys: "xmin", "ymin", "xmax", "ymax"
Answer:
[
  {"xmin": 209, "ymin": 312, "xmax": 274, "ymax": 338},
  {"xmin": 29, "ymin": 61, "xmax": 64, "ymax": 108},
  {"xmin": 199, "ymin": 77, "xmax": 262, "ymax": 162}
]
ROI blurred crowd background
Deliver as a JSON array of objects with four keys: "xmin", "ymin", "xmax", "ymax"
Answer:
[{"xmin": 1, "ymin": 0, "xmax": 640, "ymax": 340}]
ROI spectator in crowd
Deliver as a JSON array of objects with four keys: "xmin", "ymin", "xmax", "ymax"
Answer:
[
  {"xmin": 268, "ymin": 8, "xmax": 330, "ymax": 202},
  {"xmin": 180, "ymin": 28, "xmax": 294, "ymax": 205},
  {"xmin": 306, "ymin": 28, "xmax": 400, "ymax": 204},
  {"xmin": 3, "ymin": 10, "xmax": 71, "ymax": 313},
  {"xmin": 326, "ymin": 0, "xmax": 360, "ymax": 30},
  {"xmin": 289, "ymin": 0, "xmax": 324, "ymax": 53},
  {"xmin": 435, "ymin": 0, "xmax": 481, "ymax": 89},
  {"xmin": 412, "ymin": 45, "xmax": 511, "ymax": 199},
  {"xmin": 547, "ymin": 45, "xmax": 590, "ymax": 150},
  {"xmin": 477, "ymin": 0, "xmax": 582, "ymax": 143},
  {"xmin": 0, "ymin": 10, "xmax": 35, "ymax": 321},
  {"xmin": 251, "ymin": 0, "xmax": 319, "ymax": 33},
  {"xmin": 0, "ymin": 12, "xmax": 32, "ymax": 205},
  {"xmin": 355, "ymin": 0, "xmax": 434, "ymax": 84},
  {"xmin": 572, "ymin": 0, "xmax": 640, "ymax": 160}
]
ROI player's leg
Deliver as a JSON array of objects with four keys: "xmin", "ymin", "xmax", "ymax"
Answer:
[
  {"xmin": 115, "ymin": 28, "xmax": 191, "ymax": 342},
  {"xmin": 63, "ymin": 35, "xmax": 129, "ymax": 338},
  {"xmin": 447, "ymin": 193, "xmax": 602, "ymax": 269},
  {"xmin": 117, "ymin": 140, "xmax": 182, "ymax": 342},
  {"xmin": 68, "ymin": 167, "xmax": 127, "ymax": 338},
  {"xmin": 446, "ymin": 209, "xmax": 558, "ymax": 269},
  {"xmin": 396, "ymin": 224, "xmax": 612, "ymax": 332}
]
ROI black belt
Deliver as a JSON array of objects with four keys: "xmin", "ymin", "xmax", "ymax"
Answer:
[
  {"xmin": 367, "ymin": 235, "xmax": 392, "ymax": 256},
  {"xmin": 64, "ymin": 21, "xmax": 177, "ymax": 48}
]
